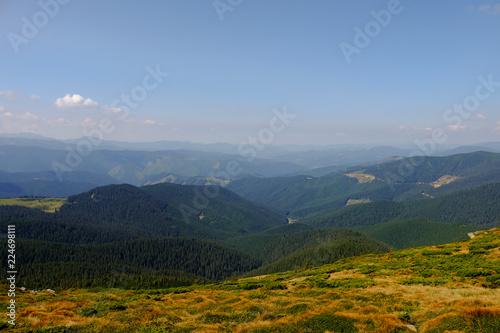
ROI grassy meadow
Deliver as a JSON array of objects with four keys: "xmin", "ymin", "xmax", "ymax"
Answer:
[
  {"xmin": 2, "ymin": 228, "xmax": 500, "ymax": 332},
  {"xmin": 0, "ymin": 198, "xmax": 66, "ymax": 213}
]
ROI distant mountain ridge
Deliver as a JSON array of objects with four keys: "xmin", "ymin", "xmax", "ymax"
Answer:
[{"xmin": 1, "ymin": 135, "xmax": 500, "ymax": 198}]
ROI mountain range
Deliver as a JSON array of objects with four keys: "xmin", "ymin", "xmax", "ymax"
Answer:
[
  {"xmin": 2, "ymin": 135, "xmax": 500, "ymax": 294},
  {"xmin": 2, "ymin": 134, "xmax": 500, "ymax": 198}
]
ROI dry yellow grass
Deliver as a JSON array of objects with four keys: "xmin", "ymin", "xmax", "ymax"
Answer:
[
  {"xmin": 346, "ymin": 198, "xmax": 372, "ymax": 206},
  {"xmin": 0, "ymin": 197, "xmax": 66, "ymax": 213},
  {"xmin": 6, "ymin": 282, "xmax": 500, "ymax": 332},
  {"xmin": 3, "ymin": 228, "xmax": 500, "ymax": 332},
  {"xmin": 430, "ymin": 175, "xmax": 463, "ymax": 188},
  {"xmin": 344, "ymin": 170, "xmax": 377, "ymax": 183}
]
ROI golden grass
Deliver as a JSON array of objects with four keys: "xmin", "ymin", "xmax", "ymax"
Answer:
[
  {"xmin": 4, "ymin": 229, "xmax": 500, "ymax": 332},
  {"xmin": 346, "ymin": 198, "xmax": 372, "ymax": 206},
  {"xmin": 344, "ymin": 170, "xmax": 377, "ymax": 183},
  {"xmin": 430, "ymin": 175, "xmax": 463, "ymax": 188},
  {"xmin": 0, "ymin": 197, "xmax": 66, "ymax": 212},
  {"xmin": 5, "ymin": 283, "xmax": 500, "ymax": 332}
]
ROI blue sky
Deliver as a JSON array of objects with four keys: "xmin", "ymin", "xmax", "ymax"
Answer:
[{"xmin": 1, "ymin": 0, "xmax": 500, "ymax": 145}]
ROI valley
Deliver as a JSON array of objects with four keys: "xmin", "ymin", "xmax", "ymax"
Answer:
[{"xmin": 2, "ymin": 137, "xmax": 500, "ymax": 332}]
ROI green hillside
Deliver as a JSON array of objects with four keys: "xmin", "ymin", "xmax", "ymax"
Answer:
[
  {"xmin": 225, "ymin": 226, "xmax": 386, "ymax": 265},
  {"xmin": 354, "ymin": 217, "xmax": 476, "ymax": 250},
  {"xmin": 227, "ymin": 151, "xmax": 500, "ymax": 218},
  {"xmin": 142, "ymin": 183, "xmax": 287, "ymax": 236},
  {"xmin": 245, "ymin": 231, "xmax": 390, "ymax": 276},
  {"xmin": 0, "ymin": 237, "xmax": 262, "ymax": 289},
  {"xmin": 304, "ymin": 182, "xmax": 500, "ymax": 229},
  {"xmin": 0, "ymin": 183, "xmax": 288, "ymax": 243},
  {"xmin": 5, "ymin": 227, "xmax": 500, "ymax": 332}
]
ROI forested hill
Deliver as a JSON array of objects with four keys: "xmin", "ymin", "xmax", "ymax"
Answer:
[
  {"xmin": 0, "ymin": 237, "xmax": 262, "ymax": 289},
  {"xmin": 226, "ymin": 227, "xmax": 390, "ymax": 266},
  {"xmin": 244, "ymin": 229, "xmax": 390, "ymax": 276},
  {"xmin": 226, "ymin": 151, "xmax": 500, "ymax": 218},
  {"xmin": 0, "ymin": 183, "xmax": 287, "ymax": 243},
  {"xmin": 302, "ymin": 182, "xmax": 500, "ymax": 229}
]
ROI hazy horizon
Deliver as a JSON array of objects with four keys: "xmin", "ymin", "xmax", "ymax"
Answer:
[{"xmin": 1, "ymin": 0, "xmax": 500, "ymax": 146}]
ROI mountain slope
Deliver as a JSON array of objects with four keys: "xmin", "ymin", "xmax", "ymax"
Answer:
[
  {"xmin": 303, "ymin": 182, "xmax": 500, "ymax": 229},
  {"xmin": 0, "ymin": 237, "xmax": 262, "ymax": 289},
  {"xmin": 0, "ymin": 183, "xmax": 287, "ymax": 243},
  {"xmin": 227, "ymin": 151, "xmax": 500, "ymax": 218},
  {"xmin": 225, "ymin": 226, "xmax": 384, "ymax": 265},
  {"xmin": 8, "ymin": 227, "xmax": 500, "ymax": 332},
  {"xmin": 354, "ymin": 217, "xmax": 475, "ymax": 250},
  {"xmin": 244, "ymin": 229, "xmax": 390, "ymax": 276},
  {"xmin": 142, "ymin": 183, "xmax": 288, "ymax": 236}
]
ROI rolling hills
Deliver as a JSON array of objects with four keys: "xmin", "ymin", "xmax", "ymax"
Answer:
[
  {"xmin": 0, "ymin": 144, "xmax": 306, "ymax": 198},
  {"xmin": 0, "ymin": 184, "xmax": 394, "ymax": 293},
  {"xmin": 225, "ymin": 227, "xmax": 390, "ymax": 266},
  {"xmin": 302, "ymin": 182, "xmax": 500, "ymax": 230},
  {"xmin": 0, "ymin": 183, "xmax": 288, "ymax": 242},
  {"xmin": 353, "ymin": 217, "xmax": 475, "ymax": 250},
  {"xmin": 3, "ymin": 146, "xmax": 500, "ymax": 332},
  {"xmin": 226, "ymin": 151, "xmax": 500, "ymax": 218}
]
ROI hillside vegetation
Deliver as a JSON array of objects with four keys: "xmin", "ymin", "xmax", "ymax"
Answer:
[
  {"xmin": 0, "ymin": 197, "xmax": 65, "ymax": 213},
  {"xmin": 227, "ymin": 151, "xmax": 500, "ymax": 218},
  {"xmin": 0, "ymin": 238, "xmax": 262, "ymax": 289},
  {"xmin": 353, "ymin": 217, "xmax": 475, "ymax": 250},
  {"xmin": 304, "ymin": 182, "xmax": 500, "ymax": 229},
  {"xmin": 3, "ymin": 227, "xmax": 500, "ymax": 332},
  {"xmin": 0, "ymin": 183, "xmax": 288, "ymax": 242}
]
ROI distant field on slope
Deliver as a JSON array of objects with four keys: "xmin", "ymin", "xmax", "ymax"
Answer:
[{"xmin": 0, "ymin": 197, "xmax": 66, "ymax": 213}]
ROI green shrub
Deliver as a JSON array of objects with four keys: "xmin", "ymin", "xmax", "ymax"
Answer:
[
  {"xmin": 285, "ymin": 303, "xmax": 308, "ymax": 314},
  {"xmin": 263, "ymin": 282, "xmax": 287, "ymax": 290}
]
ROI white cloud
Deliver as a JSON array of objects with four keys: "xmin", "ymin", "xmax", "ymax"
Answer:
[
  {"xmin": 30, "ymin": 94, "xmax": 41, "ymax": 100},
  {"xmin": 475, "ymin": 114, "xmax": 487, "ymax": 120},
  {"xmin": 3, "ymin": 112, "xmax": 12, "ymax": 117},
  {"xmin": 0, "ymin": 106, "xmax": 3, "ymax": 112},
  {"xmin": 21, "ymin": 112, "xmax": 39, "ymax": 121},
  {"xmin": 447, "ymin": 124, "xmax": 467, "ymax": 131},
  {"xmin": 144, "ymin": 119, "xmax": 158, "ymax": 125},
  {"xmin": 424, "ymin": 127, "xmax": 433, "ymax": 131},
  {"xmin": 54, "ymin": 94, "xmax": 99, "ymax": 110},
  {"xmin": 81, "ymin": 117, "xmax": 98, "ymax": 128},
  {"xmin": 474, "ymin": 3, "xmax": 500, "ymax": 14},
  {"xmin": 0, "ymin": 89, "xmax": 18, "ymax": 100},
  {"xmin": 103, "ymin": 105, "xmax": 124, "ymax": 114}
]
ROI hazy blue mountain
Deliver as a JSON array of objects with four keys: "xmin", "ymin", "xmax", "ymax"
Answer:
[{"xmin": 0, "ymin": 145, "xmax": 306, "ymax": 188}]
